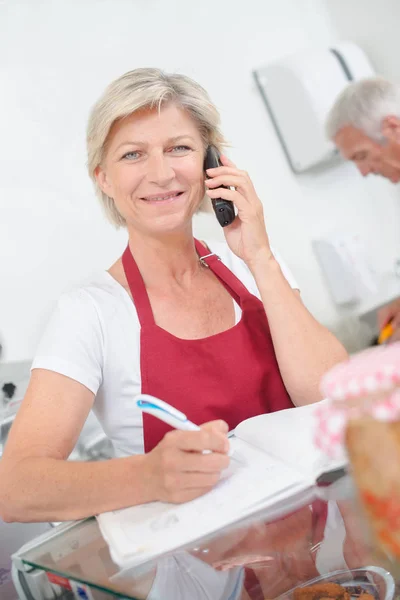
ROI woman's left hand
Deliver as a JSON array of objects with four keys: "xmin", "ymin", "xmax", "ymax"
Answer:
[{"xmin": 205, "ymin": 154, "xmax": 272, "ymax": 267}]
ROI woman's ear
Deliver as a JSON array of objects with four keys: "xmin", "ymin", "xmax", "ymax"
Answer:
[
  {"xmin": 94, "ymin": 164, "xmax": 113, "ymax": 197},
  {"xmin": 381, "ymin": 115, "xmax": 400, "ymax": 144}
]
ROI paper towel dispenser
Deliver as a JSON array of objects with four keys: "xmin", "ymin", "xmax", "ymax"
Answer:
[
  {"xmin": 253, "ymin": 42, "xmax": 375, "ymax": 173},
  {"xmin": 312, "ymin": 233, "xmax": 378, "ymax": 306}
]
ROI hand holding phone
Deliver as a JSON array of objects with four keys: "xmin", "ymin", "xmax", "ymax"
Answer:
[
  {"xmin": 204, "ymin": 151, "xmax": 272, "ymax": 267},
  {"xmin": 204, "ymin": 146, "xmax": 235, "ymax": 227}
]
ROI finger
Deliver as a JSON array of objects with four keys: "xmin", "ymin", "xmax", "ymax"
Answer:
[
  {"xmin": 201, "ymin": 420, "xmax": 229, "ymax": 434},
  {"xmin": 205, "ymin": 174, "xmax": 253, "ymax": 194},
  {"xmin": 164, "ymin": 470, "xmax": 222, "ymax": 497},
  {"xmin": 378, "ymin": 315, "xmax": 395, "ymax": 330},
  {"xmin": 205, "ymin": 166, "xmax": 246, "ymax": 178},
  {"xmin": 205, "ymin": 187, "xmax": 249, "ymax": 211},
  {"xmin": 181, "ymin": 471, "xmax": 222, "ymax": 490},
  {"xmin": 220, "ymin": 154, "xmax": 237, "ymax": 168},
  {"xmin": 377, "ymin": 301, "xmax": 400, "ymax": 328},
  {"xmin": 166, "ymin": 428, "xmax": 229, "ymax": 454},
  {"xmin": 377, "ymin": 309, "xmax": 393, "ymax": 329},
  {"xmin": 177, "ymin": 451, "xmax": 230, "ymax": 473}
]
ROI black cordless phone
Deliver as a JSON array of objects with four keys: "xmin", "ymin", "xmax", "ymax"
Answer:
[{"xmin": 204, "ymin": 146, "xmax": 235, "ymax": 227}]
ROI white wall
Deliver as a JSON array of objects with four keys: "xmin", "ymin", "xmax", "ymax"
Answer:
[
  {"xmin": 324, "ymin": 0, "xmax": 400, "ymax": 82},
  {"xmin": 1, "ymin": 0, "xmax": 400, "ymax": 361}
]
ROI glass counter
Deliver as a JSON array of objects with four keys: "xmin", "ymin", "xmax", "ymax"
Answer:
[{"xmin": 13, "ymin": 475, "xmax": 397, "ymax": 600}]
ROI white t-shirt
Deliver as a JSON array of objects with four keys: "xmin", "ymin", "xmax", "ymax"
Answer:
[
  {"xmin": 147, "ymin": 552, "xmax": 244, "ymax": 600},
  {"xmin": 145, "ymin": 500, "xmax": 348, "ymax": 598},
  {"xmin": 145, "ymin": 502, "xmax": 347, "ymax": 599},
  {"xmin": 32, "ymin": 241, "xmax": 298, "ymax": 457}
]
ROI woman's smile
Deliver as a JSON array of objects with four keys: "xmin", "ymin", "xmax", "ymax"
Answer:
[{"xmin": 140, "ymin": 190, "xmax": 186, "ymax": 204}]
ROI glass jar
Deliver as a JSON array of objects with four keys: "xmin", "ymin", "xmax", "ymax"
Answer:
[{"xmin": 317, "ymin": 344, "xmax": 400, "ymax": 562}]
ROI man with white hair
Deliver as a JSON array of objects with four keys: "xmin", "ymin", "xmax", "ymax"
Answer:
[
  {"xmin": 326, "ymin": 77, "xmax": 400, "ymax": 183},
  {"xmin": 326, "ymin": 77, "xmax": 400, "ymax": 341}
]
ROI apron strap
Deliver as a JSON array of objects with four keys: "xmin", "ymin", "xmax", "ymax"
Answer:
[
  {"xmin": 122, "ymin": 240, "xmax": 256, "ymax": 327},
  {"xmin": 122, "ymin": 245, "xmax": 155, "ymax": 327},
  {"xmin": 195, "ymin": 239, "xmax": 254, "ymax": 305}
]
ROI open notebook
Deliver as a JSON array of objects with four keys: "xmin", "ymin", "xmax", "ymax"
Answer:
[{"xmin": 97, "ymin": 400, "xmax": 346, "ymax": 568}]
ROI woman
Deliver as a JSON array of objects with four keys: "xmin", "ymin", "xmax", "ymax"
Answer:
[{"xmin": 0, "ymin": 68, "xmax": 347, "ymax": 523}]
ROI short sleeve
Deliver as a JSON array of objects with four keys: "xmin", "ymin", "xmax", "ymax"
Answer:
[{"xmin": 31, "ymin": 289, "xmax": 104, "ymax": 395}]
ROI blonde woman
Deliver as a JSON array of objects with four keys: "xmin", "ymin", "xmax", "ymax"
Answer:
[{"xmin": 0, "ymin": 69, "xmax": 347, "ymax": 523}]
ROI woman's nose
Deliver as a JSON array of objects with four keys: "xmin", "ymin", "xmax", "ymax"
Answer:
[{"xmin": 146, "ymin": 154, "xmax": 175, "ymax": 185}]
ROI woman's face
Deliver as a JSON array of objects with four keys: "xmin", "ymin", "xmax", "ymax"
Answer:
[{"xmin": 96, "ymin": 103, "xmax": 206, "ymax": 235}]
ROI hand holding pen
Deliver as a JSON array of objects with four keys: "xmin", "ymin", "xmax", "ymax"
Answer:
[{"xmin": 136, "ymin": 395, "xmax": 231, "ymax": 504}]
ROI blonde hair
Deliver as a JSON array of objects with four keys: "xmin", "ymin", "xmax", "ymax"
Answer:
[{"xmin": 87, "ymin": 68, "xmax": 226, "ymax": 227}]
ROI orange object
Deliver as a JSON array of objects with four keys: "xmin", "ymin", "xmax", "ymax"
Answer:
[{"xmin": 378, "ymin": 321, "xmax": 395, "ymax": 345}]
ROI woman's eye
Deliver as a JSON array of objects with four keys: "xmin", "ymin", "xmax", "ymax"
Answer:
[
  {"xmin": 170, "ymin": 145, "xmax": 192, "ymax": 153},
  {"xmin": 122, "ymin": 151, "xmax": 141, "ymax": 160}
]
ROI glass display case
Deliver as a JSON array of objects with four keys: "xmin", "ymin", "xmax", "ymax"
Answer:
[{"xmin": 11, "ymin": 476, "xmax": 398, "ymax": 600}]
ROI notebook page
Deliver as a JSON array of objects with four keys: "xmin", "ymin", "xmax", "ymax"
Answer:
[
  {"xmin": 234, "ymin": 400, "xmax": 347, "ymax": 479},
  {"xmin": 97, "ymin": 438, "xmax": 308, "ymax": 567}
]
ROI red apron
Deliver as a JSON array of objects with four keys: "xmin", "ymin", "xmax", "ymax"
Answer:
[{"xmin": 122, "ymin": 239, "xmax": 294, "ymax": 453}]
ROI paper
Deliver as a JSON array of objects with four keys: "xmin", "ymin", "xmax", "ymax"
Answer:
[
  {"xmin": 97, "ymin": 438, "xmax": 306, "ymax": 567},
  {"xmin": 234, "ymin": 400, "xmax": 347, "ymax": 477},
  {"xmin": 98, "ymin": 402, "xmax": 347, "ymax": 568}
]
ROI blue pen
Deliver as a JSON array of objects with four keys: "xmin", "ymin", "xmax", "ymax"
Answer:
[{"xmin": 135, "ymin": 394, "xmax": 239, "ymax": 459}]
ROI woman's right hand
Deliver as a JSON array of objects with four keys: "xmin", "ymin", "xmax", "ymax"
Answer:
[{"xmin": 143, "ymin": 420, "xmax": 230, "ymax": 504}]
